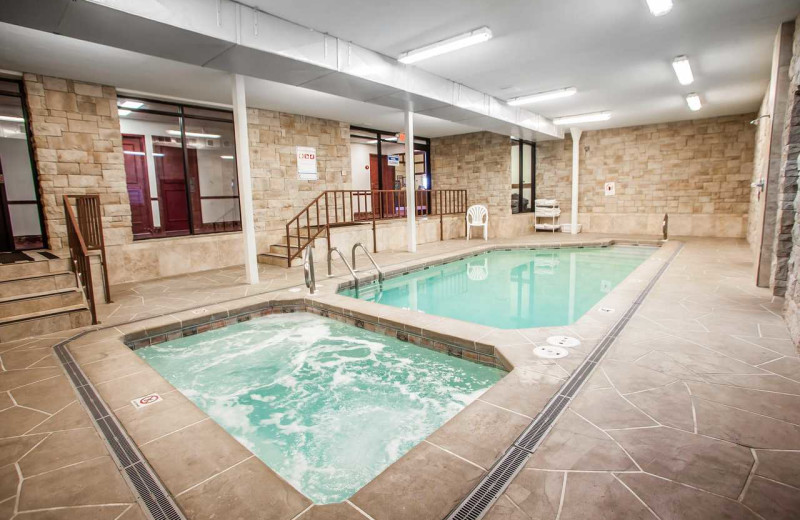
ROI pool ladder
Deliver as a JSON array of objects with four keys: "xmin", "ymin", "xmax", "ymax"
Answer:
[
  {"xmin": 326, "ymin": 242, "xmax": 384, "ymax": 291},
  {"xmin": 303, "ymin": 244, "xmax": 316, "ymax": 294}
]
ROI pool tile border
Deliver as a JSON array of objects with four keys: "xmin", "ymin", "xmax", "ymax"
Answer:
[{"xmin": 123, "ymin": 300, "xmax": 506, "ymax": 370}]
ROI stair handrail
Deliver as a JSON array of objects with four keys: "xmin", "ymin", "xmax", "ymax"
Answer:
[
  {"xmin": 67, "ymin": 194, "xmax": 112, "ymax": 305},
  {"xmin": 303, "ymin": 244, "xmax": 316, "ymax": 294},
  {"xmin": 327, "ymin": 246, "xmax": 360, "ymax": 290},
  {"xmin": 285, "ymin": 191, "xmax": 330, "ymax": 267},
  {"xmin": 62, "ymin": 195, "xmax": 98, "ymax": 325},
  {"xmin": 351, "ymin": 242, "xmax": 384, "ymax": 283}
]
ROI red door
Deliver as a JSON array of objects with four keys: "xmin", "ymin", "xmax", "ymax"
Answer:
[
  {"xmin": 122, "ymin": 135, "xmax": 154, "ymax": 237},
  {"xmin": 154, "ymin": 145, "xmax": 190, "ymax": 234},
  {"xmin": 370, "ymin": 154, "xmax": 397, "ymax": 218}
]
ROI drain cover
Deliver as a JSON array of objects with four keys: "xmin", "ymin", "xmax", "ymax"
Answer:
[
  {"xmin": 547, "ymin": 336, "xmax": 581, "ymax": 348},
  {"xmin": 534, "ymin": 346, "xmax": 569, "ymax": 359}
]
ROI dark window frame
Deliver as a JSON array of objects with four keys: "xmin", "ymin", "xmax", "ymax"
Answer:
[
  {"xmin": 350, "ymin": 125, "xmax": 432, "ymax": 191},
  {"xmin": 117, "ymin": 95, "xmax": 241, "ymax": 241},
  {"xmin": 511, "ymin": 137, "xmax": 536, "ymax": 214},
  {"xmin": 0, "ymin": 78, "xmax": 48, "ymax": 250}
]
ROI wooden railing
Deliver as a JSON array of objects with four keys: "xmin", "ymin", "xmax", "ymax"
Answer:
[
  {"xmin": 63, "ymin": 195, "xmax": 112, "ymax": 324},
  {"xmin": 285, "ymin": 189, "xmax": 468, "ymax": 267}
]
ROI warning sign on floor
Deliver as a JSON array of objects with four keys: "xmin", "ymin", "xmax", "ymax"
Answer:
[{"xmin": 131, "ymin": 393, "xmax": 163, "ymax": 409}]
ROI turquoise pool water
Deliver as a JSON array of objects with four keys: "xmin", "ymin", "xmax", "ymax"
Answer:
[
  {"xmin": 340, "ymin": 246, "xmax": 655, "ymax": 329},
  {"xmin": 135, "ymin": 313, "xmax": 503, "ymax": 504}
]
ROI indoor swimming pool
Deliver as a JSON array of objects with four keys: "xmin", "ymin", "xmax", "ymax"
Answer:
[
  {"xmin": 135, "ymin": 312, "xmax": 504, "ymax": 504},
  {"xmin": 339, "ymin": 245, "xmax": 655, "ymax": 329}
]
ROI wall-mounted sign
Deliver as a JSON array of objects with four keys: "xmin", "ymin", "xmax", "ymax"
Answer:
[
  {"xmin": 387, "ymin": 155, "xmax": 400, "ymax": 166},
  {"xmin": 604, "ymin": 182, "xmax": 615, "ymax": 196},
  {"xmin": 395, "ymin": 132, "xmax": 406, "ymax": 144},
  {"xmin": 296, "ymin": 146, "xmax": 317, "ymax": 180}
]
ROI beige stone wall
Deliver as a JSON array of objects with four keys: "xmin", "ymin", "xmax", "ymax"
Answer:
[
  {"xmin": 535, "ymin": 114, "xmax": 756, "ymax": 237},
  {"xmin": 248, "ymin": 108, "xmax": 351, "ymax": 243},
  {"xmin": 431, "ymin": 131, "xmax": 512, "ymax": 226},
  {"xmin": 23, "ymin": 74, "xmax": 132, "ymax": 251}
]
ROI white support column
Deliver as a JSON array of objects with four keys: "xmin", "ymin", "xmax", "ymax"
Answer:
[
  {"xmin": 231, "ymin": 74, "xmax": 259, "ymax": 285},
  {"xmin": 570, "ymin": 128, "xmax": 583, "ymax": 235},
  {"xmin": 405, "ymin": 110, "xmax": 417, "ymax": 252}
]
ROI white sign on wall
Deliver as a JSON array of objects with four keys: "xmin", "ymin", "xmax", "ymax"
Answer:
[
  {"xmin": 296, "ymin": 146, "xmax": 318, "ymax": 180},
  {"xmin": 604, "ymin": 182, "xmax": 616, "ymax": 196},
  {"xmin": 387, "ymin": 155, "xmax": 400, "ymax": 166}
]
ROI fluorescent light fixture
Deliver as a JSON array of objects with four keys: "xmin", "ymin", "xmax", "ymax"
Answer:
[
  {"xmin": 0, "ymin": 115, "xmax": 24, "ymax": 122},
  {"xmin": 118, "ymin": 100, "xmax": 144, "ymax": 109},
  {"xmin": 685, "ymin": 93, "xmax": 702, "ymax": 111},
  {"xmin": 508, "ymin": 87, "xmax": 577, "ymax": 106},
  {"xmin": 646, "ymin": 0, "xmax": 673, "ymax": 16},
  {"xmin": 166, "ymin": 130, "xmax": 221, "ymax": 138},
  {"xmin": 398, "ymin": 26, "xmax": 492, "ymax": 64},
  {"xmin": 553, "ymin": 111, "xmax": 612, "ymax": 125},
  {"xmin": 123, "ymin": 150, "xmax": 146, "ymax": 156},
  {"xmin": 153, "ymin": 153, "xmax": 165, "ymax": 157},
  {"xmin": 220, "ymin": 155, "xmax": 234, "ymax": 160},
  {"xmin": 672, "ymin": 56, "xmax": 694, "ymax": 85},
  {"xmin": 117, "ymin": 109, "xmax": 131, "ymax": 117}
]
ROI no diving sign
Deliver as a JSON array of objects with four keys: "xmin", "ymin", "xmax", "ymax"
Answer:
[{"xmin": 131, "ymin": 393, "xmax": 163, "ymax": 409}]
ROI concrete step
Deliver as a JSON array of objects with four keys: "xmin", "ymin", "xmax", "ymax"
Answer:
[
  {"xmin": 0, "ymin": 271, "xmax": 77, "ymax": 299},
  {"xmin": 0, "ymin": 288, "xmax": 85, "ymax": 319},
  {"xmin": 0, "ymin": 304, "xmax": 92, "ymax": 342},
  {"xmin": 0, "ymin": 257, "xmax": 71, "ymax": 281},
  {"xmin": 258, "ymin": 252, "xmax": 304, "ymax": 268}
]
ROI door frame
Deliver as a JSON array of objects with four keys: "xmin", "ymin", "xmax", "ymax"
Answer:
[{"xmin": 0, "ymin": 78, "xmax": 47, "ymax": 251}]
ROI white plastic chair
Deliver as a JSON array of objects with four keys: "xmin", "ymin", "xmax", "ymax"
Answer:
[{"xmin": 466, "ymin": 205, "xmax": 488, "ymax": 241}]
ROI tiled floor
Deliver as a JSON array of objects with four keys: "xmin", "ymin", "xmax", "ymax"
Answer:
[
  {"xmin": 0, "ymin": 334, "xmax": 147, "ymax": 520},
  {"xmin": 483, "ymin": 238, "xmax": 800, "ymax": 520},
  {"xmin": 1, "ymin": 235, "xmax": 798, "ymax": 520}
]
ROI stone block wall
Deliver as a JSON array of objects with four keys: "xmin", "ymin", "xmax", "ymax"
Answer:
[
  {"xmin": 781, "ymin": 15, "xmax": 800, "ymax": 346},
  {"xmin": 247, "ymin": 108, "xmax": 351, "ymax": 243},
  {"xmin": 431, "ymin": 132, "xmax": 512, "ymax": 221},
  {"xmin": 23, "ymin": 74, "xmax": 131, "ymax": 250},
  {"xmin": 535, "ymin": 114, "xmax": 756, "ymax": 237}
]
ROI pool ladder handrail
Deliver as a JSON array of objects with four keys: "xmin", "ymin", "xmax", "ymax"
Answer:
[
  {"xmin": 351, "ymin": 242, "xmax": 385, "ymax": 283},
  {"xmin": 303, "ymin": 244, "xmax": 316, "ymax": 294},
  {"xmin": 327, "ymin": 246, "xmax": 360, "ymax": 289}
]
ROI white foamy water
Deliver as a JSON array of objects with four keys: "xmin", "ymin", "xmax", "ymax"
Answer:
[{"xmin": 136, "ymin": 313, "xmax": 504, "ymax": 503}]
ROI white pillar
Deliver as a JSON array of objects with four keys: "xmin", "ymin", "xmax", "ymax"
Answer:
[
  {"xmin": 405, "ymin": 110, "xmax": 417, "ymax": 252},
  {"xmin": 570, "ymin": 128, "xmax": 583, "ymax": 235},
  {"xmin": 231, "ymin": 74, "xmax": 259, "ymax": 285}
]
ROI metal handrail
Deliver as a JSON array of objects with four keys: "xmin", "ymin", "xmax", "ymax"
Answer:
[
  {"xmin": 352, "ymin": 242, "xmax": 384, "ymax": 283},
  {"xmin": 303, "ymin": 244, "xmax": 316, "ymax": 294},
  {"xmin": 327, "ymin": 246, "xmax": 360, "ymax": 289},
  {"xmin": 62, "ymin": 196, "xmax": 97, "ymax": 324}
]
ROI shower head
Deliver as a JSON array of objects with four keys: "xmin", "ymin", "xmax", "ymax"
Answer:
[{"xmin": 750, "ymin": 115, "xmax": 770, "ymax": 125}]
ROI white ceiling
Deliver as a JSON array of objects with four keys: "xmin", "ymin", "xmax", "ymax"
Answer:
[
  {"xmin": 1, "ymin": 0, "xmax": 798, "ymax": 135},
  {"xmin": 0, "ymin": 22, "xmax": 478, "ymax": 138},
  {"xmin": 252, "ymin": 0, "xmax": 800, "ymax": 130}
]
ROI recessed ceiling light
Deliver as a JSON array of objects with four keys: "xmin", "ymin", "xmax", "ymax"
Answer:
[
  {"xmin": 553, "ymin": 112, "xmax": 612, "ymax": 125},
  {"xmin": 685, "ymin": 93, "xmax": 702, "ymax": 111},
  {"xmin": 0, "ymin": 115, "xmax": 25, "ymax": 122},
  {"xmin": 672, "ymin": 56, "xmax": 694, "ymax": 85},
  {"xmin": 118, "ymin": 100, "xmax": 144, "ymax": 109},
  {"xmin": 646, "ymin": 0, "xmax": 673, "ymax": 16},
  {"xmin": 398, "ymin": 27, "xmax": 492, "ymax": 64},
  {"xmin": 508, "ymin": 87, "xmax": 577, "ymax": 106},
  {"xmin": 118, "ymin": 109, "xmax": 131, "ymax": 117},
  {"xmin": 166, "ymin": 130, "xmax": 221, "ymax": 138}
]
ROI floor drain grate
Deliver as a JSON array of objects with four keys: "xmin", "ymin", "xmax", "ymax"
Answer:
[
  {"xmin": 54, "ymin": 339, "xmax": 186, "ymax": 520},
  {"xmin": 444, "ymin": 244, "xmax": 682, "ymax": 520}
]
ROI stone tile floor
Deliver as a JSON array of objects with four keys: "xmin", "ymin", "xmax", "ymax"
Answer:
[
  {"xmin": 483, "ymin": 238, "xmax": 800, "ymax": 520},
  {"xmin": 1, "ymin": 235, "xmax": 798, "ymax": 519}
]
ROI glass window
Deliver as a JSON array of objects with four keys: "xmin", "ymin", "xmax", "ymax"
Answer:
[
  {"xmin": 118, "ymin": 96, "xmax": 241, "ymax": 240},
  {"xmin": 511, "ymin": 139, "xmax": 535, "ymax": 214},
  {"xmin": 183, "ymin": 118, "xmax": 240, "ymax": 234},
  {"xmin": 0, "ymin": 91, "xmax": 44, "ymax": 250}
]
